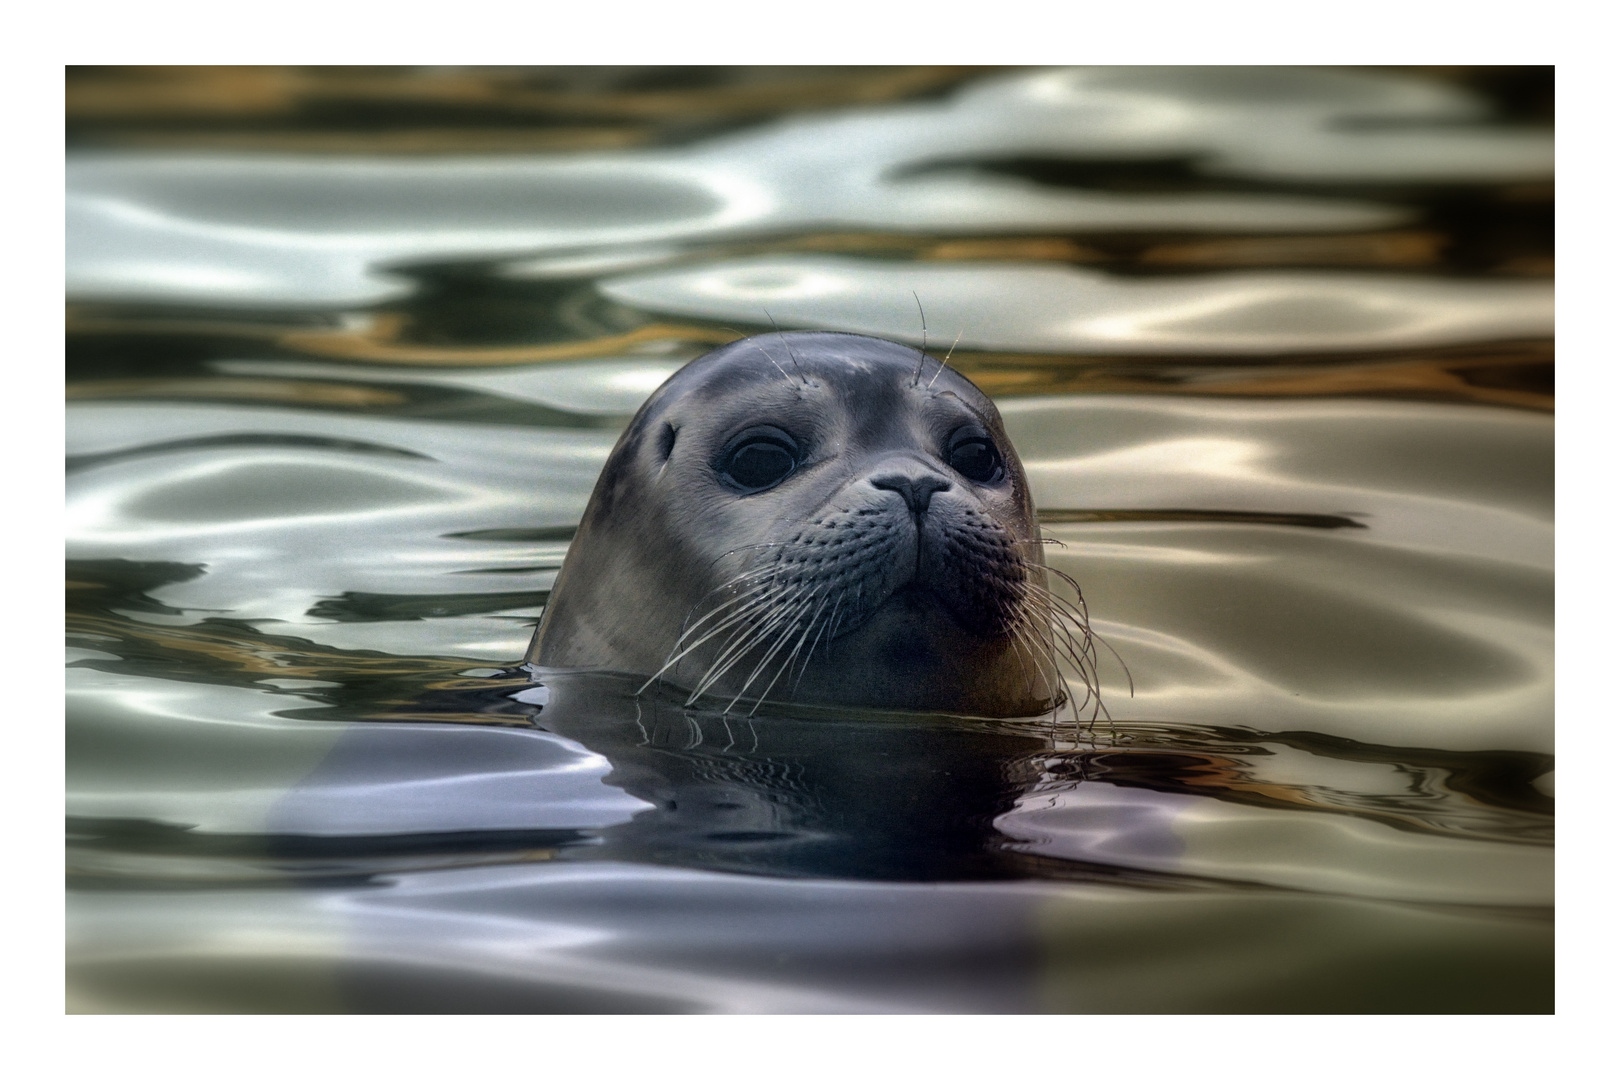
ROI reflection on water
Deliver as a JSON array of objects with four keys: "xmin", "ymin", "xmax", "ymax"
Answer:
[{"xmin": 65, "ymin": 66, "xmax": 1552, "ymax": 1013}]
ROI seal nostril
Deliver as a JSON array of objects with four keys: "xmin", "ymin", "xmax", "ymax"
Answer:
[{"xmin": 871, "ymin": 471, "xmax": 952, "ymax": 516}]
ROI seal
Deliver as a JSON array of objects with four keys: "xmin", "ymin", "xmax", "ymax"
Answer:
[{"xmin": 525, "ymin": 331, "xmax": 1098, "ymax": 718}]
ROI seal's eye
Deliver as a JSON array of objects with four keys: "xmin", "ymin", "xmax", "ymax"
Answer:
[
  {"xmin": 947, "ymin": 436, "xmax": 1004, "ymax": 484},
  {"xmin": 718, "ymin": 430, "xmax": 799, "ymax": 492}
]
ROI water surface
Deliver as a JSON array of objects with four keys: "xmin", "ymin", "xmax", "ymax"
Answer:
[{"xmin": 66, "ymin": 66, "xmax": 1553, "ymax": 1013}]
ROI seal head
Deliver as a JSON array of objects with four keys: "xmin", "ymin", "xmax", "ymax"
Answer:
[{"xmin": 527, "ymin": 331, "xmax": 1072, "ymax": 717}]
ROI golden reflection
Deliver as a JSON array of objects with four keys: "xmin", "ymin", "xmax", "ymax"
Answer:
[
  {"xmin": 279, "ymin": 321, "xmax": 738, "ymax": 366},
  {"xmin": 951, "ymin": 342, "xmax": 1552, "ymax": 411},
  {"xmin": 65, "ymin": 378, "xmax": 407, "ymax": 407},
  {"xmin": 801, "ymin": 230, "xmax": 1526, "ymax": 273},
  {"xmin": 73, "ymin": 129, "xmax": 658, "ymax": 155},
  {"xmin": 546, "ymin": 228, "xmax": 1502, "ymax": 273},
  {"xmin": 1138, "ymin": 231, "xmax": 1449, "ymax": 269},
  {"xmin": 66, "ymin": 307, "xmax": 740, "ymax": 367},
  {"xmin": 68, "ymin": 66, "xmax": 988, "ymax": 152}
]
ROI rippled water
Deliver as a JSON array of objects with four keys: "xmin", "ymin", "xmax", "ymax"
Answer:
[{"xmin": 65, "ymin": 66, "xmax": 1553, "ymax": 1013}]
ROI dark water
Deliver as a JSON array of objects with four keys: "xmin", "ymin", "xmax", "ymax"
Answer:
[{"xmin": 66, "ymin": 66, "xmax": 1552, "ymax": 1013}]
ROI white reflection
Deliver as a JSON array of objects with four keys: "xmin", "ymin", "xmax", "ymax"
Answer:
[
  {"xmin": 1050, "ymin": 522, "xmax": 1554, "ymax": 754},
  {"xmin": 1043, "ymin": 542, "xmax": 1255, "ymax": 565},
  {"xmin": 267, "ymin": 724, "xmax": 648, "ymax": 836},
  {"xmin": 1003, "ymin": 395, "xmax": 1554, "ymax": 570},
  {"xmin": 68, "ymin": 854, "xmax": 1550, "ymax": 1013},
  {"xmin": 996, "ymin": 783, "xmax": 1191, "ymax": 868},
  {"xmin": 339, "ymin": 862, "xmax": 1050, "ymax": 1012},
  {"xmin": 66, "ymin": 452, "xmax": 478, "ymax": 544},
  {"xmin": 66, "ymin": 67, "xmax": 1551, "ymax": 308},
  {"xmin": 998, "ymin": 781, "xmax": 1552, "ymax": 905},
  {"xmin": 211, "ymin": 357, "xmax": 686, "ymax": 416},
  {"xmin": 66, "ymin": 403, "xmax": 610, "ymax": 621},
  {"xmin": 67, "ymin": 663, "xmax": 645, "ymax": 836},
  {"xmin": 67, "ymin": 668, "xmax": 350, "ymax": 833},
  {"xmin": 1040, "ymin": 436, "xmax": 1270, "ymax": 478},
  {"xmin": 66, "ymin": 194, "xmax": 411, "ymax": 307},
  {"xmin": 599, "ymin": 256, "xmax": 1554, "ymax": 355},
  {"xmin": 1061, "ymin": 619, "xmax": 1267, "ymax": 702},
  {"xmin": 69, "ymin": 867, "xmax": 1009, "ymax": 1013},
  {"xmin": 1166, "ymin": 797, "xmax": 1553, "ymax": 905},
  {"xmin": 998, "ymin": 67, "xmax": 1552, "ymax": 181}
]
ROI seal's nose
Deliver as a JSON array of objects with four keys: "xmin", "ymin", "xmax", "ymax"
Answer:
[{"xmin": 871, "ymin": 466, "xmax": 951, "ymax": 516}]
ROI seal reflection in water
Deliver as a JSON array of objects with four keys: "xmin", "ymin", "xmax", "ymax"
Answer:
[{"xmin": 526, "ymin": 331, "xmax": 1099, "ymax": 719}]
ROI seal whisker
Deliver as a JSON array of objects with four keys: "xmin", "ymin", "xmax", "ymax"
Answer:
[
  {"xmin": 727, "ymin": 585, "xmax": 827, "ymax": 707},
  {"xmin": 774, "ymin": 589, "xmax": 830, "ymax": 682},
  {"xmin": 1031, "ymin": 592, "xmax": 1096, "ymax": 684},
  {"xmin": 684, "ymin": 599, "xmax": 792, "ymax": 704},
  {"xmin": 686, "ymin": 584, "xmax": 807, "ymax": 706},
  {"xmin": 666, "ymin": 565, "xmax": 784, "ymax": 650},
  {"xmin": 754, "ymin": 588, "xmax": 833, "ymax": 713},
  {"xmin": 668, "ymin": 585, "xmax": 776, "ymax": 657},
  {"xmin": 642, "ymin": 578, "xmax": 785, "ymax": 692},
  {"xmin": 1046, "ymin": 584, "xmax": 1131, "ymax": 696},
  {"xmin": 676, "ymin": 560, "xmax": 790, "ymax": 616},
  {"xmin": 1021, "ymin": 573, "xmax": 1092, "ymax": 632},
  {"xmin": 1021, "ymin": 611, "xmax": 1064, "ymax": 700},
  {"xmin": 684, "ymin": 640, "xmax": 760, "ymax": 706},
  {"xmin": 1017, "ymin": 580, "xmax": 1106, "ymax": 723},
  {"xmin": 651, "ymin": 576, "xmax": 793, "ymax": 688},
  {"xmin": 645, "ymin": 597, "xmax": 777, "ymax": 693},
  {"xmin": 723, "ymin": 606, "xmax": 805, "ymax": 707},
  {"xmin": 792, "ymin": 593, "xmax": 841, "ymax": 694},
  {"xmin": 699, "ymin": 605, "xmax": 800, "ymax": 712},
  {"xmin": 763, "ymin": 309, "xmax": 809, "ymax": 386},
  {"xmin": 754, "ymin": 346, "xmax": 796, "ymax": 386},
  {"xmin": 1004, "ymin": 617, "xmax": 1050, "ymax": 702},
  {"xmin": 749, "ymin": 319, "xmax": 797, "ymax": 385},
  {"xmin": 670, "ymin": 572, "xmax": 781, "ymax": 644},
  {"xmin": 702, "ymin": 542, "xmax": 792, "ymax": 577},
  {"xmin": 925, "ymin": 328, "xmax": 964, "ymax": 391},
  {"xmin": 661, "ymin": 550, "xmax": 800, "ymax": 644},
  {"xmin": 1021, "ymin": 567, "xmax": 1126, "ymax": 702},
  {"xmin": 1013, "ymin": 604, "xmax": 1067, "ymax": 708},
  {"xmin": 745, "ymin": 592, "xmax": 829, "ymax": 715},
  {"xmin": 911, "ymin": 291, "xmax": 929, "ymax": 387}
]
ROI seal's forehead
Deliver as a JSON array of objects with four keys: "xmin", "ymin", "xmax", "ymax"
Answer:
[{"xmin": 658, "ymin": 331, "xmax": 992, "ymax": 409}]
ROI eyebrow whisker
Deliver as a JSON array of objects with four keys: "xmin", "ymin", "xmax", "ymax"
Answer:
[
  {"xmin": 911, "ymin": 291, "xmax": 928, "ymax": 387},
  {"xmin": 926, "ymin": 328, "xmax": 964, "ymax": 391},
  {"xmin": 763, "ymin": 309, "xmax": 809, "ymax": 386}
]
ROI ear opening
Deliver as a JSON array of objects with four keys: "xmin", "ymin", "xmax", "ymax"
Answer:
[{"xmin": 656, "ymin": 422, "xmax": 678, "ymax": 463}]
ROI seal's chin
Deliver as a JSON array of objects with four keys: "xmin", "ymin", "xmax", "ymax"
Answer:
[
  {"xmin": 652, "ymin": 563, "xmax": 1054, "ymax": 717},
  {"xmin": 868, "ymin": 578, "xmax": 1017, "ymax": 643},
  {"xmin": 872, "ymin": 581, "xmax": 966, "ymax": 641},
  {"xmin": 760, "ymin": 582, "xmax": 1056, "ymax": 716}
]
